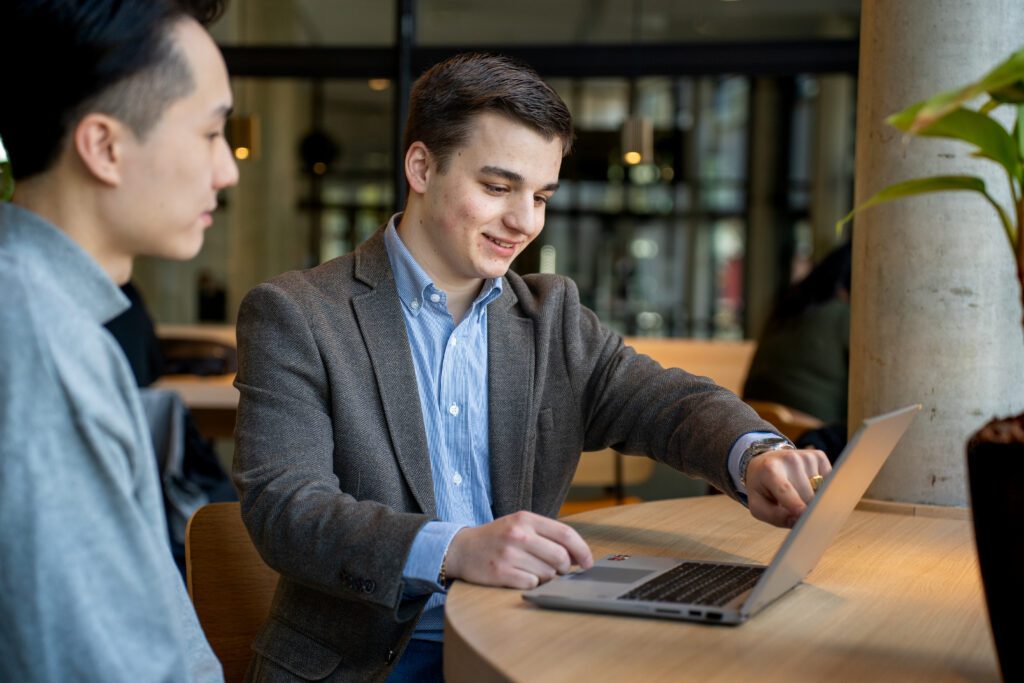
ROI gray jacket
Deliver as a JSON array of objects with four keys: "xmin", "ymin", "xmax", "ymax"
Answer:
[
  {"xmin": 0, "ymin": 202, "xmax": 222, "ymax": 683},
  {"xmin": 233, "ymin": 229, "xmax": 771, "ymax": 681}
]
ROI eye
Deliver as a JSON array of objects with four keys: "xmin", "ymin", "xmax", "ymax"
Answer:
[
  {"xmin": 484, "ymin": 183, "xmax": 509, "ymax": 195},
  {"xmin": 207, "ymin": 121, "xmax": 229, "ymax": 141},
  {"xmin": 534, "ymin": 195, "xmax": 550, "ymax": 206}
]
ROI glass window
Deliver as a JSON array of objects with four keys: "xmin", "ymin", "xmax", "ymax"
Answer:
[
  {"xmin": 131, "ymin": 75, "xmax": 395, "ymax": 323},
  {"xmin": 696, "ymin": 77, "xmax": 749, "ymax": 213},
  {"xmin": 414, "ymin": 0, "xmax": 859, "ymax": 46},
  {"xmin": 521, "ymin": 75, "xmax": 757, "ymax": 339},
  {"xmin": 211, "ymin": 1, "xmax": 394, "ymax": 46},
  {"xmin": 788, "ymin": 75, "xmax": 818, "ymax": 210}
]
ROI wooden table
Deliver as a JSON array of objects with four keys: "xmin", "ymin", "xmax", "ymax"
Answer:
[
  {"xmin": 444, "ymin": 496, "xmax": 997, "ymax": 683},
  {"xmin": 152, "ymin": 324, "xmax": 240, "ymax": 439},
  {"xmin": 153, "ymin": 373, "xmax": 238, "ymax": 439}
]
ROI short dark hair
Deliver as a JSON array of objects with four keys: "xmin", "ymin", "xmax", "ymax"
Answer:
[
  {"xmin": 0, "ymin": 0, "xmax": 227, "ymax": 181},
  {"xmin": 403, "ymin": 53, "xmax": 574, "ymax": 172}
]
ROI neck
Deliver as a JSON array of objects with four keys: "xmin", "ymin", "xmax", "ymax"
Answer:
[
  {"xmin": 396, "ymin": 207, "xmax": 484, "ymax": 324},
  {"xmin": 12, "ymin": 173, "xmax": 132, "ymax": 284},
  {"xmin": 445, "ymin": 284, "xmax": 483, "ymax": 325}
]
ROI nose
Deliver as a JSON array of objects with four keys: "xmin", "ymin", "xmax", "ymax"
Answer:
[
  {"xmin": 505, "ymin": 193, "xmax": 542, "ymax": 237},
  {"xmin": 214, "ymin": 137, "xmax": 240, "ymax": 190}
]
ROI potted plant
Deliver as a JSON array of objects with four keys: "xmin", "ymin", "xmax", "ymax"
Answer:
[
  {"xmin": 839, "ymin": 46, "xmax": 1024, "ymax": 683},
  {"xmin": 0, "ymin": 136, "xmax": 13, "ymax": 202}
]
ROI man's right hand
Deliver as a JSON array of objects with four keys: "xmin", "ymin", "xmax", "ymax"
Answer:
[{"xmin": 445, "ymin": 511, "xmax": 593, "ymax": 590}]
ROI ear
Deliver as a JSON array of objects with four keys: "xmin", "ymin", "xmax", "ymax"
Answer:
[
  {"xmin": 72, "ymin": 113, "xmax": 128, "ymax": 187},
  {"xmin": 404, "ymin": 141, "xmax": 434, "ymax": 195}
]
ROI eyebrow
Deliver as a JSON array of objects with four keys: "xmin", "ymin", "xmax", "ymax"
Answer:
[{"xmin": 480, "ymin": 165, "xmax": 559, "ymax": 193}]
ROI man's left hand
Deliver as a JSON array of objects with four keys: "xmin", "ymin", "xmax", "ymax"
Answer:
[{"xmin": 745, "ymin": 447, "xmax": 831, "ymax": 528}]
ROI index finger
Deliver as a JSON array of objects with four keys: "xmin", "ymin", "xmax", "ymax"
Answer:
[
  {"xmin": 759, "ymin": 473, "xmax": 809, "ymax": 519},
  {"xmin": 531, "ymin": 516, "xmax": 594, "ymax": 569}
]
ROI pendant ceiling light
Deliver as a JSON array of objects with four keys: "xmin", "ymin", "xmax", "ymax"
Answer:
[{"xmin": 621, "ymin": 0, "xmax": 653, "ymax": 166}]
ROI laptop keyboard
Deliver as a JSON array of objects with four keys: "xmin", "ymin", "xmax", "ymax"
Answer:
[{"xmin": 618, "ymin": 562, "xmax": 764, "ymax": 607}]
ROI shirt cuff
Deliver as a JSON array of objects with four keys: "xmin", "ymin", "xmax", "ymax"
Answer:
[
  {"xmin": 728, "ymin": 431, "xmax": 786, "ymax": 496},
  {"xmin": 402, "ymin": 521, "xmax": 465, "ymax": 597}
]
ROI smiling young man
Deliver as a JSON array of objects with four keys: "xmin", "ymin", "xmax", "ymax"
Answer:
[
  {"xmin": 233, "ymin": 53, "xmax": 830, "ymax": 682},
  {"xmin": 0, "ymin": 1, "xmax": 237, "ymax": 680}
]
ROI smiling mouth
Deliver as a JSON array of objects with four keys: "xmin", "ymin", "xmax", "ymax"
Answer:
[{"xmin": 486, "ymin": 235, "xmax": 517, "ymax": 249}]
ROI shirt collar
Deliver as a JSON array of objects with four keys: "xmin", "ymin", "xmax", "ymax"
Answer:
[
  {"xmin": 0, "ymin": 201, "xmax": 129, "ymax": 324},
  {"xmin": 383, "ymin": 212, "xmax": 503, "ymax": 319}
]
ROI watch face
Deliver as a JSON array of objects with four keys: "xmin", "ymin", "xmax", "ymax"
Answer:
[{"xmin": 750, "ymin": 438, "xmax": 787, "ymax": 454}]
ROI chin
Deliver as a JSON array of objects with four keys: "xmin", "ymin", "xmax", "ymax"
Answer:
[
  {"xmin": 476, "ymin": 265, "xmax": 511, "ymax": 280},
  {"xmin": 475, "ymin": 255, "xmax": 517, "ymax": 279},
  {"xmin": 160, "ymin": 237, "xmax": 205, "ymax": 262}
]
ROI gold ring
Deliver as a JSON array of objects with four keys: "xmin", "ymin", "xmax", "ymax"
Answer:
[{"xmin": 809, "ymin": 475, "xmax": 824, "ymax": 492}]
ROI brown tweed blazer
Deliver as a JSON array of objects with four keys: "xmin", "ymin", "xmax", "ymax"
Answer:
[{"xmin": 232, "ymin": 229, "xmax": 773, "ymax": 681}]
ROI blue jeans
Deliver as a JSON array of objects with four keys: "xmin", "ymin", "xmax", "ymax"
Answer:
[{"xmin": 386, "ymin": 639, "xmax": 444, "ymax": 683}]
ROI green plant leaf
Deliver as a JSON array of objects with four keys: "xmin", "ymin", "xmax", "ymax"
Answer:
[
  {"xmin": 989, "ymin": 80, "xmax": 1024, "ymax": 104},
  {"xmin": 836, "ymin": 175, "xmax": 1015, "ymax": 250},
  {"xmin": 1017, "ymin": 105, "xmax": 1024, "ymax": 162},
  {"xmin": 901, "ymin": 47, "xmax": 1024, "ymax": 133},
  {"xmin": 980, "ymin": 99, "xmax": 1000, "ymax": 115},
  {"xmin": 0, "ymin": 163, "xmax": 14, "ymax": 203},
  {"xmin": 887, "ymin": 105, "xmax": 1021, "ymax": 181}
]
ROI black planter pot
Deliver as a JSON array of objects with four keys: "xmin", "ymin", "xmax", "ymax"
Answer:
[{"xmin": 966, "ymin": 415, "xmax": 1024, "ymax": 683}]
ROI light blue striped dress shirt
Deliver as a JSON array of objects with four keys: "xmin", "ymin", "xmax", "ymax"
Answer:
[{"xmin": 384, "ymin": 218, "xmax": 503, "ymax": 641}]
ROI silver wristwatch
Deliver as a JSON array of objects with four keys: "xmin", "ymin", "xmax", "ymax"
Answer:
[{"xmin": 738, "ymin": 437, "xmax": 793, "ymax": 487}]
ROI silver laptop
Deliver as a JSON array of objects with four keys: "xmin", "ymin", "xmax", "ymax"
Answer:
[{"xmin": 523, "ymin": 404, "xmax": 921, "ymax": 625}]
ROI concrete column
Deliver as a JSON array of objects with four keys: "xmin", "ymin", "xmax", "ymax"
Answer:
[
  {"xmin": 852, "ymin": 0, "xmax": 1024, "ymax": 505},
  {"xmin": 809, "ymin": 74, "xmax": 854, "ymax": 258},
  {"xmin": 810, "ymin": 15, "xmax": 857, "ymax": 259}
]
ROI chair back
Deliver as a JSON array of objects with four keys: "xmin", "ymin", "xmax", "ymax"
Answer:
[
  {"xmin": 185, "ymin": 502, "xmax": 279, "ymax": 683},
  {"xmin": 624, "ymin": 337, "xmax": 756, "ymax": 395},
  {"xmin": 745, "ymin": 399, "xmax": 825, "ymax": 443}
]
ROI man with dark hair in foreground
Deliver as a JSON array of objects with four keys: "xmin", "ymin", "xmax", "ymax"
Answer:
[
  {"xmin": 0, "ymin": 1, "xmax": 237, "ymax": 680},
  {"xmin": 234, "ymin": 53, "xmax": 829, "ymax": 681}
]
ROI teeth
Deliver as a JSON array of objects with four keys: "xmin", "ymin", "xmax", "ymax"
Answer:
[{"xmin": 489, "ymin": 236, "xmax": 514, "ymax": 249}]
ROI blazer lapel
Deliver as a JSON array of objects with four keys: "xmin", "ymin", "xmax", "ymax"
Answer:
[
  {"xmin": 351, "ymin": 233, "xmax": 437, "ymax": 517},
  {"xmin": 487, "ymin": 285, "xmax": 535, "ymax": 518}
]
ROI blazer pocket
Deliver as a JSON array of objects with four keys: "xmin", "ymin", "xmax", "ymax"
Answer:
[{"xmin": 251, "ymin": 617, "xmax": 343, "ymax": 681}]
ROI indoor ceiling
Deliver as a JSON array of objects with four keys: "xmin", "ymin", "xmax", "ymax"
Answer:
[{"xmin": 223, "ymin": 0, "xmax": 861, "ymax": 47}]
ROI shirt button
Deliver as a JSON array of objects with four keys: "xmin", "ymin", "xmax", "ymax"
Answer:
[
  {"xmin": 448, "ymin": 403, "xmax": 460, "ymax": 416},
  {"xmin": 449, "ymin": 336, "xmax": 457, "ymax": 346},
  {"xmin": 430, "ymin": 293, "xmax": 441, "ymax": 303},
  {"xmin": 410, "ymin": 299, "xmax": 420, "ymax": 310},
  {"xmin": 453, "ymin": 473, "xmax": 463, "ymax": 485}
]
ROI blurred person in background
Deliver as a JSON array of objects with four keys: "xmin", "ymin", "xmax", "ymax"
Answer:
[{"xmin": 743, "ymin": 241, "xmax": 852, "ymax": 459}]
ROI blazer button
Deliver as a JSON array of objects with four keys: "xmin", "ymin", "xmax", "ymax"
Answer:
[{"xmin": 364, "ymin": 579, "xmax": 376, "ymax": 593}]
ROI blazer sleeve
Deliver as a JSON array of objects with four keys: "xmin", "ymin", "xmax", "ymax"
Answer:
[
  {"xmin": 233, "ymin": 279, "xmax": 429, "ymax": 615},
  {"xmin": 555, "ymin": 279, "xmax": 777, "ymax": 499}
]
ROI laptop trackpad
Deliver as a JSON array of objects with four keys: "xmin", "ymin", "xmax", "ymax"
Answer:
[{"xmin": 569, "ymin": 567, "xmax": 656, "ymax": 583}]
